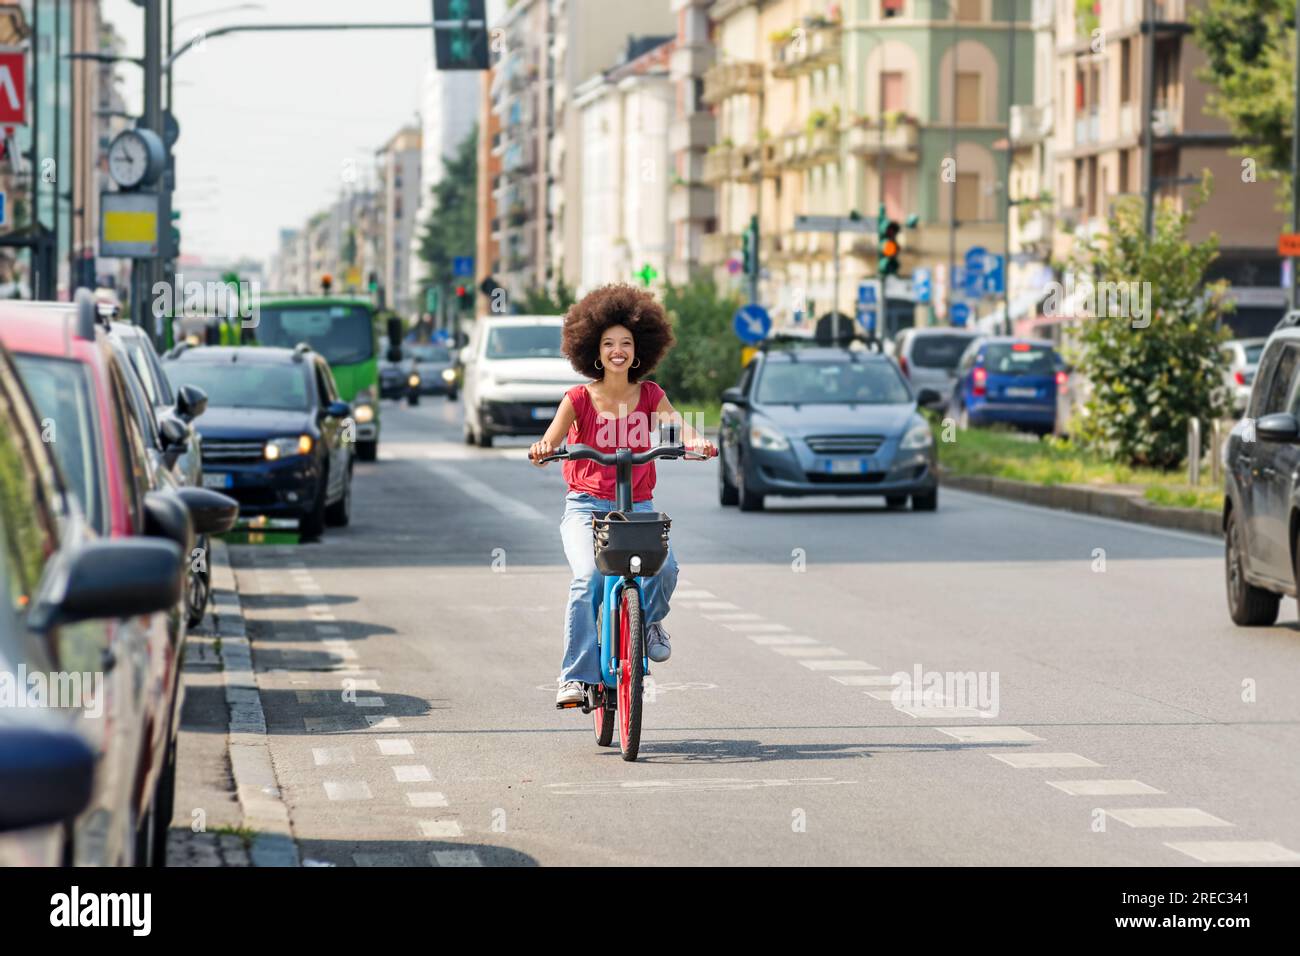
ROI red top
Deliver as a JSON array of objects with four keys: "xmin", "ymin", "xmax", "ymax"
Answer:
[{"xmin": 563, "ymin": 381, "xmax": 665, "ymax": 502}]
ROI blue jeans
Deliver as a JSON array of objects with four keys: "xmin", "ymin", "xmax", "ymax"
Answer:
[{"xmin": 559, "ymin": 491, "xmax": 678, "ymax": 685}]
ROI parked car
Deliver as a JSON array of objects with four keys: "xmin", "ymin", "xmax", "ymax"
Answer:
[
  {"xmin": 0, "ymin": 297, "xmax": 191, "ymax": 867},
  {"xmin": 407, "ymin": 341, "xmax": 459, "ymax": 400},
  {"xmin": 891, "ymin": 327, "xmax": 978, "ymax": 414},
  {"xmin": 717, "ymin": 339, "xmax": 945, "ymax": 512},
  {"xmin": 163, "ymin": 344, "xmax": 354, "ymax": 540},
  {"xmin": 109, "ymin": 321, "xmax": 215, "ymax": 627},
  {"xmin": 461, "ymin": 315, "xmax": 583, "ymax": 447},
  {"xmin": 1222, "ymin": 337, "xmax": 1267, "ymax": 417},
  {"xmin": 951, "ymin": 337, "xmax": 1065, "ymax": 436},
  {"xmin": 0, "ymin": 293, "xmax": 236, "ymax": 868},
  {"xmin": 378, "ymin": 336, "xmax": 422, "ymax": 405},
  {"xmin": 1223, "ymin": 314, "xmax": 1300, "ymax": 625}
]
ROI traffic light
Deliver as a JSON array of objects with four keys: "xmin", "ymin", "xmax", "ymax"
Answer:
[
  {"xmin": 456, "ymin": 283, "xmax": 472, "ymax": 311},
  {"xmin": 368, "ymin": 271, "xmax": 379, "ymax": 293},
  {"xmin": 879, "ymin": 220, "xmax": 901, "ymax": 277},
  {"xmin": 434, "ymin": 0, "xmax": 489, "ymax": 70},
  {"xmin": 741, "ymin": 214, "xmax": 760, "ymax": 280},
  {"xmin": 321, "ymin": 273, "xmax": 333, "ymax": 295}
]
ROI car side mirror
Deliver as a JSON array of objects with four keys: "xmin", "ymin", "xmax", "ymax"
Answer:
[
  {"xmin": 721, "ymin": 387, "xmax": 748, "ymax": 407},
  {"xmin": 1256, "ymin": 412, "xmax": 1300, "ymax": 443},
  {"xmin": 459, "ymin": 345, "xmax": 474, "ymax": 365},
  {"xmin": 160, "ymin": 415, "xmax": 188, "ymax": 449},
  {"xmin": 325, "ymin": 400, "xmax": 352, "ymax": 420},
  {"xmin": 176, "ymin": 384, "xmax": 208, "ymax": 421},
  {"xmin": 0, "ymin": 728, "xmax": 97, "ymax": 832},
  {"xmin": 916, "ymin": 387, "xmax": 944, "ymax": 409},
  {"xmin": 175, "ymin": 487, "xmax": 240, "ymax": 536},
  {"xmin": 144, "ymin": 490, "xmax": 195, "ymax": 556},
  {"xmin": 30, "ymin": 539, "xmax": 183, "ymax": 632}
]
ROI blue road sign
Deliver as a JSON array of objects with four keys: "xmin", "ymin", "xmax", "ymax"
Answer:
[
  {"xmin": 914, "ymin": 267, "xmax": 931, "ymax": 304},
  {"xmin": 981, "ymin": 255, "xmax": 1005, "ymax": 295},
  {"xmin": 964, "ymin": 246, "xmax": 988, "ymax": 274},
  {"xmin": 858, "ymin": 281, "xmax": 878, "ymax": 305},
  {"xmin": 950, "ymin": 302, "xmax": 971, "ymax": 327},
  {"xmin": 0, "ymin": 191, "xmax": 7, "ymax": 227},
  {"xmin": 733, "ymin": 303, "xmax": 772, "ymax": 344},
  {"xmin": 453, "ymin": 256, "xmax": 475, "ymax": 277}
]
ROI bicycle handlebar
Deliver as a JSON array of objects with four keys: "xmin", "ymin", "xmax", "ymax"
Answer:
[{"xmin": 536, "ymin": 442, "xmax": 715, "ymax": 466}]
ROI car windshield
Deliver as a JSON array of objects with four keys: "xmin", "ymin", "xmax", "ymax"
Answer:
[
  {"xmin": 1244, "ymin": 343, "xmax": 1265, "ymax": 364},
  {"xmin": 120, "ymin": 335, "xmax": 174, "ymax": 406},
  {"xmin": 983, "ymin": 344, "xmax": 1055, "ymax": 376},
  {"xmin": 485, "ymin": 324, "xmax": 562, "ymax": 359},
  {"xmin": 911, "ymin": 334, "xmax": 974, "ymax": 370},
  {"xmin": 408, "ymin": 344, "xmax": 451, "ymax": 363},
  {"xmin": 256, "ymin": 305, "xmax": 374, "ymax": 365},
  {"xmin": 164, "ymin": 361, "xmax": 310, "ymax": 411},
  {"xmin": 12, "ymin": 354, "xmax": 106, "ymax": 534},
  {"xmin": 756, "ymin": 360, "xmax": 912, "ymax": 405}
]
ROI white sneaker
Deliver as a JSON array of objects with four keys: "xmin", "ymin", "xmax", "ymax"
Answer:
[
  {"xmin": 555, "ymin": 681, "xmax": 585, "ymax": 708},
  {"xmin": 646, "ymin": 622, "xmax": 671, "ymax": 663}
]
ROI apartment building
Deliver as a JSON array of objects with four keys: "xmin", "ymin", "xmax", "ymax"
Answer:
[
  {"xmin": 701, "ymin": 0, "xmax": 1032, "ymax": 328},
  {"xmin": 575, "ymin": 37, "xmax": 676, "ymax": 291},
  {"xmin": 376, "ymin": 125, "xmax": 423, "ymax": 316},
  {"xmin": 668, "ymin": 0, "xmax": 717, "ymax": 283},
  {"xmin": 1045, "ymin": 0, "xmax": 1285, "ymax": 337}
]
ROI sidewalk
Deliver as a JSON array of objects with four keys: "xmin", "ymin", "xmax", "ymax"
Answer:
[{"xmin": 166, "ymin": 539, "xmax": 299, "ymax": 867}]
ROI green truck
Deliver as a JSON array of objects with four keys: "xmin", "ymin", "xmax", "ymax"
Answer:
[{"xmin": 248, "ymin": 295, "xmax": 382, "ymax": 460}]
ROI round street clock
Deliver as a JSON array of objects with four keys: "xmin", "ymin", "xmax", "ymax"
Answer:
[{"xmin": 107, "ymin": 128, "xmax": 166, "ymax": 190}]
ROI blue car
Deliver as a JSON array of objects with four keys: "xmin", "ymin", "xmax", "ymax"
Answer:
[
  {"xmin": 718, "ymin": 339, "xmax": 946, "ymax": 511},
  {"xmin": 951, "ymin": 337, "xmax": 1063, "ymax": 436},
  {"xmin": 162, "ymin": 344, "xmax": 354, "ymax": 540}
]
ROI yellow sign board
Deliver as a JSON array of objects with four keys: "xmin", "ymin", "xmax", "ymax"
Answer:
[
  {"xmin": 103, "ymin": 210, "xmax": 158, "ymax": 245},
  {"xmin": 100, "ymin": 191, "xmax": 164, "ymax": 257}
]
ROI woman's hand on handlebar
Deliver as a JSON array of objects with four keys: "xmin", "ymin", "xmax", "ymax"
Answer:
[
  {"xmin": 687, "ymin": 437, "xmax": 717, "ymax": 459},
  {"xmin": 529, "ymin": 439, "xmax": 557, "ymax": 466}
]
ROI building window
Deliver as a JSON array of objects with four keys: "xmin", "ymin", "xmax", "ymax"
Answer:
[
  {"xmin": 883, "ymin": 170, "xmax": 905, "ymax": 220},
  {"xmin": 956, "ymin": 173, "xmax": 980, "ymax": 222},
  {"xmin": 956, "ymin": 72, "xmax": 981, "ymax": 124},
  {"xmin": 1120, "ymin": 39, "xmax": 1132, "ymax": 103},
  {"xmin": 881, "ymin": 71, "xmax": 906, "ymax": 113},
  {"xmin": 955, "ymin": 0, "xmax": 981, "ymax": 21},
  {"xmin": 1118, "ymin": 148, "xmax": 1131, "ymax": 193},
  {"xmin": 881, "ymin": 0, "xmax": 904, "ymax": 17}
]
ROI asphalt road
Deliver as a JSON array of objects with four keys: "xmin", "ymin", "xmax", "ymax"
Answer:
[{"xmin": 227, "ymin": 396, "xmax": 1300, "ymax": 866}]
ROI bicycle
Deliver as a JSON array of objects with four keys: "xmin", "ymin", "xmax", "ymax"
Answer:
[{"xmin": 537, "ymin": 437, "xmax": 713, "ymax": 761}]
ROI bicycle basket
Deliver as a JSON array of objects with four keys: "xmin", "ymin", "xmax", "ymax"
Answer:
[{"xmin": 591, "ymin": 511, "xmax": 671, "ymax": 577}]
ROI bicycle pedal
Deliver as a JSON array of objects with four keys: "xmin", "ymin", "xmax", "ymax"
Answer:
[{"xmin": 555, "ymin": 700, "xmax": 583, "ymax": 710}]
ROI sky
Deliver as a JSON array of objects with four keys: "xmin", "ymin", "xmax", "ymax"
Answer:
[{"xmin": 102, "ymin": 0, "xmax": 438, "ymax": 267}]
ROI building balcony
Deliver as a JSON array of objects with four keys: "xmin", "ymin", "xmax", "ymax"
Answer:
[
  {"xmin": 669, "ymin": 112, "xmax": 716, "ymax": 154},
  {"xmin": 778, "ymin": 125, "xmax": 842, "ymax": 170},
  {"xmin": 700, "ymin": 231, "xmax": 739, "ymax": 266},
  {"xmin": 1152, "ymin": 100, "xmax": 1181, "ymax": 136},
  {"xmin": 1010, "ymin": 104, "xmax": 1052, "ymax": 145},
  {"xmin": 670, "ymin": 43, "xmax": 713, "ymax": 80},
  {"xmin": 703, "ymin": 147, "xmax": 733, "ymax": 185},
  {"xmin": 669, "ymin": 183, "xmax": 716, "ymax": 223},
  {"xmin": 770, "ymin": 21, "xmax": 841, "ymax": 79},
  {"xmin": 1118, "ymin": 101, "xmax": 1137, "ymax": 138},
  {"xmin": 701, "ymin": 61, "xmax": 763, "ymax": 105},
  {"xmin": 1074, "ymin": 107, "xmax": 1100, "ymax": 146},
  {"xmin": 703, "ymin": 143, "xmax": 762, "ymax": 183},
  {"xmin": 845, "ymin": 116, "xmax": 920, "ymax": 162},
  {"xmin": 1017, "ymin": 208, "xmax": 1051, "ymax": 247}
]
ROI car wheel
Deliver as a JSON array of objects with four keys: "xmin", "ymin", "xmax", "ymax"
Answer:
[
  {"xmin": 326, "ymin": 466, "xmax": 352, "ymax": 527},
  {"xmin": 885, "ymin": 495, "xmax": 908, "ymax": 510},
  {"xmin": 185, "ymin": 534, "xmax": 210, "ymax": 629},
  {"xmin": 912, "ymin": 489, "xmax": 938, "ymax": 511},
  {"xmin": 1225, "ymin": 510, "xmax": 1279, "ymax": 625},
  {"xmin": 407, "ymin": 393, "xmax": 420, "ymax": 406},
  {"xmin": 299, "ymin": 472, "xmax": 328, "ymax": 541},
  {"xmin": 149, "ymin": 736, "xmax": 178, "ymax": 867},
  {"xmin": 718, "ymin": 447, "xmax": 739, "ymax": 506},
  {"xmin": 737, "ymin": 453, "xmax": 764, "ymax": 512},
  {"xmin": 476, "ymin": 427, "xmax": 494, "ymax": 449},
  {"xmin": 464, "ymin": 422, "xmax": 476, "ymax": 445},
  {"xmin": 356, "ymin": 440, "xmax": 377, "ymax": 462}
]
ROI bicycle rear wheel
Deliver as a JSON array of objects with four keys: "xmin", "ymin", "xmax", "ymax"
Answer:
[{"xmin": 617, "ymin": 587, "xmax": 644, "ymax": 762}]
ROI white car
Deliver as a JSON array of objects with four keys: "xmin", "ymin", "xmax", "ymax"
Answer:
[
  {"xmin": 461, "ymin": 315, "xmax": 584, "ymax": 447},
  {"xmin": 1222, "ymin": 337, "xmax": 1267, "ymax": 416}
]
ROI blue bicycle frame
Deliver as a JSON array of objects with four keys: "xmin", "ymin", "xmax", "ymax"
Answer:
[{"xmin": 599, "ymin": 575, "xmax": 649, "ymax": 688}]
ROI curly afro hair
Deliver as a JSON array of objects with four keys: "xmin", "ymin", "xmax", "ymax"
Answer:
[{"xmin": 561, "ymin": 283, "xmax": 675, "ymax": 381}]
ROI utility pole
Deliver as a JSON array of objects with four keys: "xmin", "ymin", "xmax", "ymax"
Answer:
[
  {"xmin": 134, "ymin": 0, "xmax": 165, "ymax": 341},
  {"xmin": 948, "ymin": 13, "xmax": 957, "ymax": 327},
  {"xmin": 752, "ymin": 83, "xmax": 764, "ymax": 307},
  {"xmin": 1292, "ymin": 0, "xmax": 1300, "ymax": 309},
  {"xmin": 1142, "ymin": 0, "xmax": 1157, "ymax": 237},
  {"xmin": 1004, "ymin": 3, "xmax": 1016, "ymax": 334}
]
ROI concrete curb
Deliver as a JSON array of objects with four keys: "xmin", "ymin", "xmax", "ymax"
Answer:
[
  {"xmin": 210, "ymin": 539, "xmax": 300, "ymax": 867},
  {"xmin": 941, "ymin": 472, "xmax": 1222, "ymax": 538}
]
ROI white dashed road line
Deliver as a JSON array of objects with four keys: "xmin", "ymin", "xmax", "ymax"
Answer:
[
  {"xmin": 1046, "ymin": 779, "xmax": 1164, "ymax": 796},
  {"xmin": 1164, "ymin": 841, "xmax": 1300, "ymax": 863},
  {"xmin": 938, "ymin": 726, "xmax": 1042, "ymax": 743},
  {"xmin": 1103, "ymin": 808, "xmax": 1233, "ymax": 829},
  {"xmin": 991, "ymin": 752, "xmax": 1102, "ymax": 769}
]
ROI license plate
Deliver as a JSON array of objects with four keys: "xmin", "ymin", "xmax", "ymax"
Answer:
[
  {"xmin": 824, "ymin": 458, "xmax": 869, "ymax": 475},
  {"xmin": 1004, "ymin": 387, "xmax": 1038, "ymax": 398},
  {"xmin": 202, "ymin": 472, "xmax": 231, "ymax": 489},
  {"xmin": 531, "ymin": 407, "xmax": 552, "ymax": 420}
]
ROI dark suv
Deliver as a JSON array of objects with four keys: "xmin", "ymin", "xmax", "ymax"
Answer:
[
  {"xmin": 163, "ymin": 345, "xmax": 354, "ymax": 540},
  {"xmin": 1224, "ymin": 314, "xmax": 1300, "ymax": 625}
]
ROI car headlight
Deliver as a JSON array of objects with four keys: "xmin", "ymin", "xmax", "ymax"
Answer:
[
  {"xmin": 900, "ymin": 420, "xmax": 933, "ymax": 450},
  {"xmin": 265, "ymin": 435, "xmax": 313, "ymax": 460},
  {"xmin": 408, "ymin": 373, "xmax": 421, "ymax": 388},
  {"xmin": 354, "ymin": 404, "xmax": 375, "ymax": 424},
  {"xmin": 441, "ymin": 368, "xmax": 456, "ymax": 383},
  {"xmin": 749, "ymin": 421, "xmax": 790, "ymax": 451}
]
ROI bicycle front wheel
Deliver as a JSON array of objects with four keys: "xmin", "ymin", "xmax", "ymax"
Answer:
[{"xmin": 617, "ymin": 587, "xmax": 644, "ymax": 762}]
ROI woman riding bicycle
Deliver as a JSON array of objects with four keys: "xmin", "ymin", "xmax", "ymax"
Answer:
[{"xmin": 528, "ymin": 284, "xmax": 715, "ymax": 708}]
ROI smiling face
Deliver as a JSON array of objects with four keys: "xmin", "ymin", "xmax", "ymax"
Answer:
[{"xmin": 599, "ymin": 324, "xmax": 636, "ymax": 375}]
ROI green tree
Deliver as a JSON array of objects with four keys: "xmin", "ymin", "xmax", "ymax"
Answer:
[
  {"xmin": 1067, "ymin": 177, "xmax": 1231, "ymax": 470},
  {"xmin": 520, "ymin": 276, "xmax": 577, "ymax": 314},
  {"xmin": 1193, "ymin": 1, "xmax": 1294, "ymax": 203},
  {"xmin": 654, "ymin": 276, "xmax": 744, "ymax": 405},
  {"xmin": 416, "ymin": 127, "xmax": 479, "ymax": 304}
]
